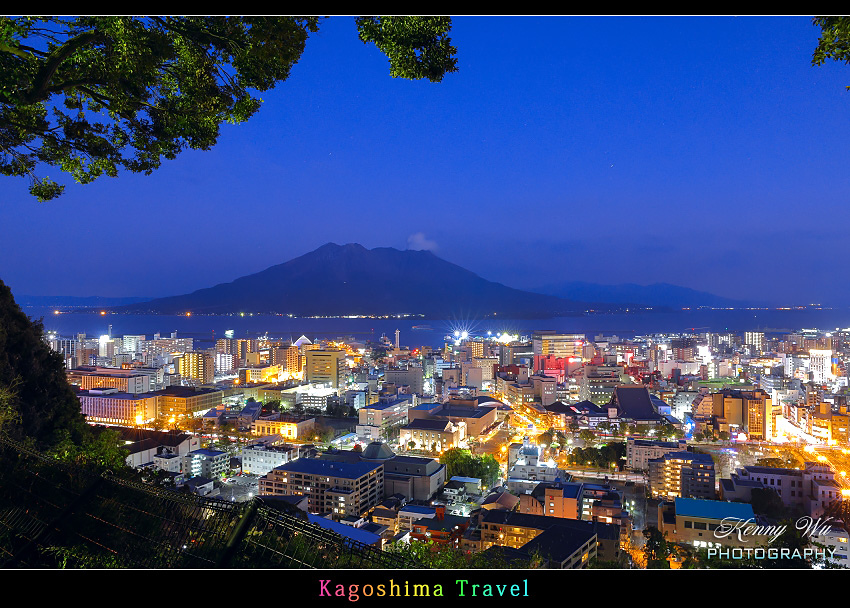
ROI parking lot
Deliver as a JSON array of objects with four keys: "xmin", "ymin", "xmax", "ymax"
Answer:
[{"xmin": 216, "ymin": 474, "xmax": 260, "ymax": 503}]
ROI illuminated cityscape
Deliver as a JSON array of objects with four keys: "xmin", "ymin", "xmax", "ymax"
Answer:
[
  {"xmin": 31, "ymin": 321, "xmax": 850, "ymax": 568},
  {"xmin": 3, "ymin": 16, "xmax": 850, "ymax": 573}
]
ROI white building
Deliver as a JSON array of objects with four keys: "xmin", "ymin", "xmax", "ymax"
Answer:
[
  {"xmin": 121, "ymin": 334, "xmax": 146, "ymax": 354},
  {"xmin": 241, "ymin": 441, "xmax": 308, "ymax": 476},
  {"xmin": 215, "ymin": 353, "xmax": 234, "ymax": 373},
  {"xmin": 810, "ymin": 350, "xmax": 834, "ymax": 384},
  {"xmin": 810, "ymin": 526, "xmax": 850, "ymax": 569},
  {"xmin": 182, "ymin": 448, "xmax": 229, "ymax": 479}
]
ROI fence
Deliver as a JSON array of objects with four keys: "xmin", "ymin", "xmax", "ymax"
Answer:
[{"xmin": 0, "ymin": 434, "xmax": 418, "ymax": 569}]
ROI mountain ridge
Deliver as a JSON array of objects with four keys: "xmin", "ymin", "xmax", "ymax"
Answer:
[
  {"xmin": 530, "ymin": 280, "xmax": 761, "ymax": 309},
  {"xmin": 107, "ymin": 243, "xmax": 612, "ymax": 318}
]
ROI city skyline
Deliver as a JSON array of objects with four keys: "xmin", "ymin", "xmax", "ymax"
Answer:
[{"xmin": 2, "ymin": 16, "xmax": 850, "ymax": 305}]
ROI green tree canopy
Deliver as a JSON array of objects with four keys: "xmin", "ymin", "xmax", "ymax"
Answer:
[
  {"xmin": 384, "ymin": 539, "xmax": 541, "ymax": 569},
  {"xmin": 813, "ymin": 16, "xmax": 850, "ymax": 88},
  {"xmin": 0, "ymin": 16, "xmax": 457, "ymax": 200},
  {"xmin": 642, "ymin": 526, "xmax": 672, "ymax": 568},
  {"xmin": 0, "ymin": 279, "xmax": 89, "ymax": 447},
  {"xmin": 439, "ymin": 448, "xmax": 501, "ymax": 488},
  {"xmin": 568, "ymin": 442, "xmax": 625, "ymax": 470},
  {"xmin": 578, "ymin": 429, "xmax": 596, "ymax": 445}
]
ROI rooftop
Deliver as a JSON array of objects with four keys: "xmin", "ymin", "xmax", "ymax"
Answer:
[
  {"xmin": 743, "ymin": 466, "xmax": 803, "ymax": 477},
  {"xmin": 413, "ymin": 514, "xmax": 469, "ymax": 532},
  {"xmin": 519, "ymin": 524, "xmax": 596, "ymax": 564},
  {"xmin": 399, "ymin": 505, "xmax": 436, "ymax": 516},
  {"xmin": 361, "ymin": 441, "xmax": 395, "ymax": 460},
  {"xmin": 189, "ymin": 448, "xmax": 227, "ymax": 458},
  {"xmin": 674, "ymin": 497, "xmax": 755, "ymax": 521},
  {"xmin": 403, "ymin": 419, "xmax": 451, "ymax": 431},
  {"xmin": 151, "ymin": 386, "xmax": 222, "ymax": 398},
  {"xmin": 613, "ymin": 386, "xmax": 662, "ymax": 420},
  {"xmin": 306, "ymin": 514, "xmax": 380, "ymax": 546},
  {"xmin": 274, "ymin": 458, "xmax": 382, "ymax": 480}
]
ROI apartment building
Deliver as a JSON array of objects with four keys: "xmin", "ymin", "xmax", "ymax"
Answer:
[
  {"xmin": 626, "ymin": 437, "xmax": 688, "ymax": 471},
  {"xmin": 240, "ymin": 441, "xmax": 312, "ymax": 476},
  {"xmin": 305, "ymin": 349, "xmax": 345, "ymax": 388},
  {"xmin": 76, "ymin": 387, "xmax": 158, "ymax": 426},
  {"xmin": 67, "ymin": 365, "xmax": 151, "ymax": 394},
  {"xmin": 182, "ymin": 448, "xmax": 229, "ymax": 479},
  {"xmin": 648, "ymin": 451, "xmax": 716, "ymax": 500},
  {"xmin": 251, "ymin": 414, "xmax": 316, "ymax": 440},
  {"xmin": 259, "ymin": 458, "xmax": 384, "ymax": 517},
  {"xmin": 175, "ymin": 352, "xmax": 215, "ymax": 385},
  {"xmin": 152, "ymin": 386, "xmax": 224, "ymax": 418}
]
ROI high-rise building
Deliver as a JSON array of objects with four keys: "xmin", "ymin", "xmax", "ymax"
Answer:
[
  {"xmin": 77, "ymin": 387, "xmax": 158, "ymax": 426},
  {"xmin": 215, "ymin": 353, "xmax": 234, "ymax": 374},
  {"xmin": 810, "ymin": 349, "xmax": 834, "ymax": 384},
  {"xmin": 578, "ymin": 364, "xmax": 624, "ymax": 405},
  {"xmin": 271, "ymin": 344, "xmax": 301, "ymax": 372},
  {"xmin": 383, "ymin": 365, "xmax": 424, "ymax": 394},
  {"xmin": 305, "ymin": 349, "xmax": 345, "ymax": 389},
  {"xmin": 121, "ymin": 334, "xmax": 146, "ymax": 355},
  {"xmin": 532, "ymin": 332, "xmax": 585, "ymax": 360},
  {"xmin": 259, "ymin": 458, "xmax": 384, "ymax": 517},
  {"xmin": 706, "ymin": 388, "xmax": 777, "ymax": 441},
  {"xmin": 744, "ymin": 332, "xmax": 765, "ymax": 355},
  {"xmin": 66, "ymin": 366, "xmax": 151, "ymax": 394},
  {"xmin": 175, "ymin": 351, "xmax": 215, "ymax": 385},
  {"xmin": 648, "ymin": 452, "xmax": 715, "ymax": 500}
]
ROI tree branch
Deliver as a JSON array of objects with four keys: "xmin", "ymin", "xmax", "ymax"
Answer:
[
  {"xmin": 25, "ymin": 31, "xmax": 105, "ymax": 104},
  {"xmin": 0, "ymin": 41, "xmax": 47, "ymax": 59}
]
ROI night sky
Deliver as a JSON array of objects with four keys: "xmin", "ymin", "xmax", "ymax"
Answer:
[{"xmin": 2, "ymin": 16, "xmax": 849, "ymax": 305}]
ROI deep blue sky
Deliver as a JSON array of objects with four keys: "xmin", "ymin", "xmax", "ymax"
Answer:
[{"xmin": 2, "ymin": 16, "xmax": 849, "ymax": 305}]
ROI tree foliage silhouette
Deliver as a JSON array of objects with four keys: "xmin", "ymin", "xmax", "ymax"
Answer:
[{"xmin": 0, "ymin": 16, "xmax": 457, "ymax": 200}]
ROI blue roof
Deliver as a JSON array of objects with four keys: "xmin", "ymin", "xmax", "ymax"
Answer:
[
  {"xmin": 561, "ymin": 483, "xmax": 583, "ymax": 498},
  {"xmin": 399, "ymin": 505, "xmax": 436, "ymax": 515},
  {"xmin": 191, "ymin": 448, "xmax": 227, "ymax": 457},
  {"xmin": 364, "ymin": 398, "xmax": 411, "ymax": 410},
  {"xmin": 276, "ymin": 457, "xmax": 381, "ymax": 480},
  {"xmin": 675, "ymin": 498, "xmax": 754, "ymax": 521},
  {"xmin": 307, "ymin": 515, "xmax": 381, "ymax": 546}
]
